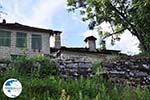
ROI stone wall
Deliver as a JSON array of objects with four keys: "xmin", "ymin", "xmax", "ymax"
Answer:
[
  {"xmin": 102, "ymin": 56, "xmax": 150, "ymax": 87},
  {"xmin": 0, "ymin": 28, "xmax": 50, "ymax": 60},
  {"xmin": 56, "ymin": 54, "xmax": 150, "ymax": 87},
  {"xmin": 56, "ymin": 55, "xmax": 94, "ymax": 79}
]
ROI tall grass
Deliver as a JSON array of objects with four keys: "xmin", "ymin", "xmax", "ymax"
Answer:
[{"xmin": 0, "ymin": 56, "xmax": 150, "ymax": 100}]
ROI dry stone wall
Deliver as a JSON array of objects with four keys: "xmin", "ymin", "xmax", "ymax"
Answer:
[
  {"xmin": 56, "ymin": 55, "xmax": 150, "ymax": 87},
  {"xmin": 102, "ymin": 56, "xmax": 150, "ymax": 87},
  {"xmin": 56, "ymin": 56, "xmax": 94, "ymax": 79}
]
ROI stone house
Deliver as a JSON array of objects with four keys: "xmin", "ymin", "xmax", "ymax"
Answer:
[{"xmin": 0, "ymin": 20, "xmax": 61, "ymax": 60}]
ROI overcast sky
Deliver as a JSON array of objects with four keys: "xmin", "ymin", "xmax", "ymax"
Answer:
[{"xmin": 0, "ymin": 0, "xmax": 140, "ymax": 55}]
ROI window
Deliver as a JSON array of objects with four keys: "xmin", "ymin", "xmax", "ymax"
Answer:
[
  {"xmin": 0, "ymin": 30, "xmax": 11, "ymax": 46},
  {"xmin": 32, "ymin": 34, "xmax": 42, "ymax": 49},
  {"xmin": 16, "ymin": 32, "xmax": 27, "ymax": 48}
]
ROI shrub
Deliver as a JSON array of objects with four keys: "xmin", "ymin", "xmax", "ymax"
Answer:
[{"xmin": 10, "ymin": 55, "xmax": 57, "ymax": 78}]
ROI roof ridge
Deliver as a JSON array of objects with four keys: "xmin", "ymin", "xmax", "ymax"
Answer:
[{"xmin": 0, "ymin": 22, "xmax": 61, "ymax": 34}]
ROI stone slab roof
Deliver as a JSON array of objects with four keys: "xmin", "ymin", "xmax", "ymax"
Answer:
[
  {"xmin": 0, "ymin": 22, "xmax": 61, "ymax": 34},
  {"xmin": 84, "ymin": 36, "xmax": 97, "ymax": 42},
  {"xmin": 50, "ymin": 47, "xmax": 121, "ymax": 54}
]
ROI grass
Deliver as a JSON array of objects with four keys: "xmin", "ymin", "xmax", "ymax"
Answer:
[{"xmin": 0, "ymin": 56, "xmax": 150, "ymax": 100}]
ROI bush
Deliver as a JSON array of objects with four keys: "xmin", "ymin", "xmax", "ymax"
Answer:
[{"xmin": 10, "ymin": 55, "xmax": 57, "ymax": 78}]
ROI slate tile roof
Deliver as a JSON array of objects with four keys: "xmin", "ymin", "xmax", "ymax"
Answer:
[{"xmin": 0, "ymin": 22, "xmax": 61, "ymax": 34}]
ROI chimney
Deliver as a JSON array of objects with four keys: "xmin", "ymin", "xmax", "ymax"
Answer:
[
  {"xmin": 2, "ymin": 19, "xmax": 6, "ymax": 24},
  {"xmin": 50, "ymin": 31, "xmax": 61, "ymax": 49},
  {"xmin": 84, "ymin": 36, "xmax": 97, "ymax": 51}
]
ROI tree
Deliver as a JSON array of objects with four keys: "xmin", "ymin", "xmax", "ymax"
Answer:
[{"xmin": 67, "ymin": 0, "xmax": 150, "ymax": 53}]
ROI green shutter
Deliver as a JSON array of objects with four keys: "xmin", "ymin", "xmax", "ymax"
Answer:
[
  {"xmin": 16, "ymin": 32, "xmax": 27, "ymax": 48},
  {"xmin": 32, "ymin": 34, "xmax": 42, "ymax": 49},
  {"xmin": 0, "ymin": 30, "xmax": 11, "ymax": 46}
]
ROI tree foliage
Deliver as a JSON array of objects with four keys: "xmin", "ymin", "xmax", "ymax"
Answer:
[{"xmin": 67, "ymin": 0, "xmax": 150, "ymax": 53}]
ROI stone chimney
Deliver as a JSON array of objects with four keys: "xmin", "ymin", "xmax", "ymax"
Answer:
[
  {"xmin": 50, "ymin": 31, "xmax": 61, "ymax": 49},
  {"xmin": 84, "ymin": 36, "xmax": 97, "ymax": 51}
]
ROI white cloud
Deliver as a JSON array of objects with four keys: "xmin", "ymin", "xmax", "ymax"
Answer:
[
  {"xmin": 28, "ymin": 0, "xmax": 66, "ymax": 28},
  {"xmin": 1, "ymin": 0, "xmax": 66, "ymax": 28},
  {"xmin": 83, "ymin": 30, "xmax": 98, "ymax": 38},
  {"xmin": 106, "ymin": 31, "xmax": 140, "ymax": 55},
  {"xmin": 83, "ymin": 22, "xmax": 112, "ymax": 38}
]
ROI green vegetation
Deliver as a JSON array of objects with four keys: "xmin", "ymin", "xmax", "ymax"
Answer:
[
  {"xmin": 138, "ymin": 52, "xmax": 150, "ymax": 56},
  {"xmin": 10, "ymin": 55, "xmax": 57, "ymax": 78},
  {"xmin": 0, "ymin": 56, "xmax": 150, "ymax": 100}
]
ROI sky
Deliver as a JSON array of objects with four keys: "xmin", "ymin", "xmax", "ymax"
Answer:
[{"xmin": 0, "ymin": 0, "xmax": 140, "ymax": 55}]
